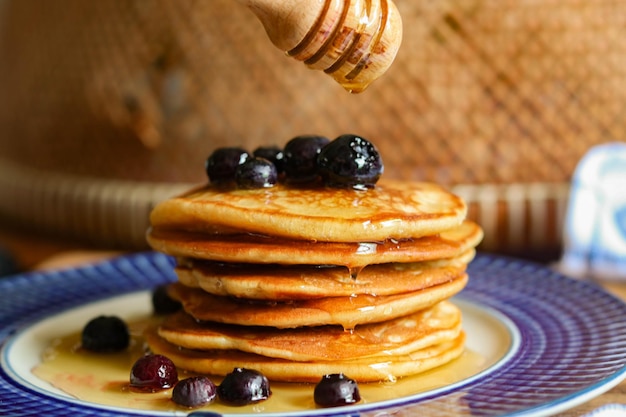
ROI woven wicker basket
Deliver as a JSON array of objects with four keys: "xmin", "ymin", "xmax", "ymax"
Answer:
[{"xmin": 0, "ymin": 0, "xmax": 622, "ymax": 255}]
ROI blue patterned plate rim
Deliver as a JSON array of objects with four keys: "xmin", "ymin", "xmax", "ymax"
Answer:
[{"xmin": 1, "ymin": 252, "xmax": 626, "ymax": 417}]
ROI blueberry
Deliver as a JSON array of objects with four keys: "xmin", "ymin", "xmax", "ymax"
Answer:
[
  {"xmin": 313, "ymin": 373, "xmax": 361, "ymax": 407},
  {"xmin": 151, "ymin": 284, "xmax": 182, "ymax": 315},
  {"xmin": 235, "ymin": 157, "xmax": 278, "ymax": 189},
  {"xmin": 0, "ymin": 246, "xmax": 19, "ymax": 277},
  {"xmin": 217, "ymin": 367, "xmax": 271, "ymax": 406},
  {"xmin": 282, "ymin": 134, "xmax": 330, "ymax": 182},
  {"xmin": 205, "ymin": 147, "xmax": 250, "ymax": 183},
  {"xmin": 317, "ymin": 134, "xmax": 383, "ymax": 189},
  {"xmin": 253, "ymin": 145, "xmax": 285, "ymax": 174},
  {"xmin": 81, "ymin": 316, "xmax": 130, "ymax": 352},
  {"xmin": 172, "ymin": 376, "xmax": 217, "ymax": 408},
  {"xmin": 129, "ymin": 354, "xmax": 178, "ymax": 392}
]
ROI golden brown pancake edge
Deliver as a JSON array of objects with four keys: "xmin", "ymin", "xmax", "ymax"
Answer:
[
  {"xmin": 149, "ymin": 179, "xmax": 468, "ymax": 242},
  {"xmin": 167, "ymin": 274, "xmax": 468, "ymax": 329},
  {"xmin": 157, "ymin": 301, "xmax": 462, "ymax": 361},
  {"xmin": 147, "ymin": 220, "xmax": 483, "ymax": 268},
  {"xmin": 174, "ymin": 249, "xmax": 474, "ymax": 300},
  {"xmin": 145, "ymin": 326, "xmax": 467, "ymax": 383}
]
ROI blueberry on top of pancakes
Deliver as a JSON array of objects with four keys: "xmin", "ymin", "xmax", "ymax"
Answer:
[
  {"xmin": 235, "ymin": 157, "xmax": 278, "ymax": 189},
  {"xmin": 282, "ymin": 134, "xmax": 330, "ymax": 183},
  {"xmin": 318, "ymin": 134, "xmax": 383, "ymax": 190},
  {"xmin": 205, "ymin": 147, "xmax": 250, "ymax": 183},
  {"xmin": 253, "ymin": 145, "xmax": 285, "ymax": 174}
]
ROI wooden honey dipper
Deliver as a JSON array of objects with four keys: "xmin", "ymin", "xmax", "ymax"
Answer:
[{"xmin": 236, "ymin": 0, "xmax": 403, "ymax": 93}]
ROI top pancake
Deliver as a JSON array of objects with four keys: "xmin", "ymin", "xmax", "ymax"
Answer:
[{"xmin": 149, "ymin": 179, "xmax": 467, "ymax": 242}]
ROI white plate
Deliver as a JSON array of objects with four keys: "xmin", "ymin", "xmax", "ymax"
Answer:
[{"xmin": 1, "ymin": 252, "xmax": 626, "ymax": 416}]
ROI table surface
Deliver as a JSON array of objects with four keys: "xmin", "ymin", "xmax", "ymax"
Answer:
[{"xmin": 1, "ymin": 228, "xmax": 625, "ymax": 417}]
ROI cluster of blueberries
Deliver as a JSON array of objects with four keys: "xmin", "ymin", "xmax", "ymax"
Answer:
[
  {"xmin": 205, "ymin": 133, "xmax": 384, "ymax": 190},
  {"xmin": 80, "ymin": 286, "xmax": 361, "ymax": 409}
]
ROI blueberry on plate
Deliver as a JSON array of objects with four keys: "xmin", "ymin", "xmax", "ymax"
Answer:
[
  {"xmin": 81, "ymin": 315, "xmax": 130, "ymax": 352},
  {"xmin": 172, "ymin": 376, "xmax": 217, "ymax": 408},
  {"xmin": 0, "ymin": 246, "xmax": 19, "ymax": 277},
  {"xmin": 314, "ymin": 373, "xmax": 361, "ymax": 407},
  {"xmin": 129, "ymin": 354, "xmax": 179, "ymax": 392},
  {"xmin": 217, "ymin": 367, "xmax": 271, "ymax": 406},
  {"xmin": 151, "ymin": 284, "xmax": 182, "ymax": 315}
]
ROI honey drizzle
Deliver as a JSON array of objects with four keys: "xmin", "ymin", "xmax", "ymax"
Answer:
[
  {"xmin": 32, "ymin": 322, "xmax": 488, "ymax": 414},
  {"xmin": 348, "ymin": 265, "xmax": 365, "ymax": 280},
  {"xmin": 181, "ymin": 235, "xmax": 404, "ymax": 281}
]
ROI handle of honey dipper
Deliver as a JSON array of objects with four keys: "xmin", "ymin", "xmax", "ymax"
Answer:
[{"xmin": 234, "ymin": 0, "xmax": 403, "ymax": 92}]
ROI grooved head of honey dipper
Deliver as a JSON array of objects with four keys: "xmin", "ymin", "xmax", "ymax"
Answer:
[
  {"xmin": 330, "ymin": 0, "xmax": 403, "ymax": 93},
  {"xmin": 241, "ymin": 0, "xmax": 403, "ymax": 93},
  {"xmin": 288, "ymin": 0, "xmax": 403, "ymax": 93}
]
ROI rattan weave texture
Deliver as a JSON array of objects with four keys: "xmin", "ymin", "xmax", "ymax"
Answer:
[{"xmin": 0, "ymin": 0, "xmax": 622, "ymax": 253}]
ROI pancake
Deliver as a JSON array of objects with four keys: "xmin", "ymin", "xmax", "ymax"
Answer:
[
  {"xmin": 175, "ymin": 250, "xmax": 475, "ymax": 300},
  {"xmin": 167, "ymin": 274, "xmax": 468, "ymax": 329},
  {"xmin": 146, "ymin": 326, "xmax": 466, "ymax": 383},
  {"xmin": 158, "ymin": 301, "xmax": 462, "ymax": 361},
  {"xmin": 148, "ymin": 179, "xmax": 467, "ymax": 242},
  {"xmin": 147, "ymin": 220, "xmax": 483, "ymax": 269},
  {"xmin": 146, "ymin": 173, "xmax": 482, "ymax": 384}
]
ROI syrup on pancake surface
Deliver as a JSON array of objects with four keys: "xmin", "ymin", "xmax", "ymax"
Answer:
[
  {"xmin": 147, "ymin": 220, "xmax": 482, "ymax": 270},
  {"xmin": 149, "ymin": 179, "xmax": 468, "ymax": 243},
  {"xmin": 146, "ymin": 134, "xmax": 482, "ymax": 386}
]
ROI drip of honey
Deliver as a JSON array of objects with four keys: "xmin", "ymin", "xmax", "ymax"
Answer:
[
  {"xmin": 32, "ymin": 317, "xmax": 490, "ymax": 414},
  {"xmin": 348, "ymin": 265, "xmax": 365, "ymax": 280}
]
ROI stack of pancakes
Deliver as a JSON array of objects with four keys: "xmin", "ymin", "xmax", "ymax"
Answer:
[{"xmin": 146, "ymin": 179, "xmax": 483, "ymax": 383}]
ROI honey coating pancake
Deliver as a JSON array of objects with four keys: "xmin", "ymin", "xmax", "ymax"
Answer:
[
  {"xmin": 158, "ymin": 301, "xmax": 462, "ymax": 361},
  {"xmin": 146, "ymin": 326, "xmax": 466, "ymax": 383},
  {"xmin": 167, "ymin": 274, "xmax": 468, "ymax": 329},
  {"xmin": 147, "ymin": 221, "xmax": 483, "ymax": 268},
  {"xmin": 175, "ymin": 250, "xmax": 475, "ymax": 300},
  {"xmin": 148, "ymin": 179, "xmax": 467, "ymax": 243}
]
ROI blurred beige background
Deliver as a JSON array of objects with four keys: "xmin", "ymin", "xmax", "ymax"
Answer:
[{"xmin": 0, "ymin": 0, "xmax": 623, "ymax": 261}]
